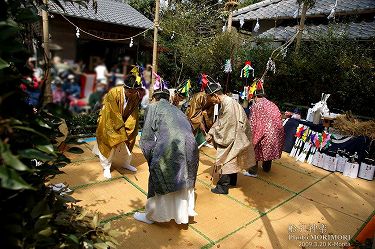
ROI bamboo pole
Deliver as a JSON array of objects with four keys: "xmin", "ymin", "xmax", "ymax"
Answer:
[
  {"xmin": 150, "ymin": 0, "xmax": 160, "ymax": 99},
  {"xmin": 295, "ymin": 2, "xmax": 308, "ymax": 53},
  {"xmin": 226, "ymin": 1, "xmax": 238, "ymax": 32},
  {"xmin": 42, "ymin": 0, "xmax": 52, "ymax": 104},
  {"xmin": 227, "ymin": 6, "xmax": 233, "ymax": 32}
]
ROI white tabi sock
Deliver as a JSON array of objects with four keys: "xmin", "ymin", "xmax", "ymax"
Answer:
[
  {"xmin": 103, "ymin": 168, "xmax": 112, "ymax": 179},
  {"xmin": 123, "ymin": 164, "xmax": 137, "ymax": 172},
  {"xmin": 133, "ymin": 212, "xmax": 154, "ymax": 224},
  {"xmin": 243, "ymin": 172, "xmax": 258, "ymax": 178}
]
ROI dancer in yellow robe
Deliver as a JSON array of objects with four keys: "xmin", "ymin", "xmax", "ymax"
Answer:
[{"xmin": 93, "ymin": 74, "xmax": 144, "ymax": 179}]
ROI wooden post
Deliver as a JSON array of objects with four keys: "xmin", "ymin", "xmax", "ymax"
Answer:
[
  {"xmin": 150, "ymin": 0, "xmax": 160, "ymax": 99},
  {"xmin": 295, "ymin": 2, "xmax": 308, "ymax": 53},
  {"xmin": 42, "ymin": 0, "xmax": 52, "ymax": 104}
]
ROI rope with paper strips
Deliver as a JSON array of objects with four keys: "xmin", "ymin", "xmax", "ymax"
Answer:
[{"xmin": 259, "ymin": 31, "xmax": 300, "ymax": 81}]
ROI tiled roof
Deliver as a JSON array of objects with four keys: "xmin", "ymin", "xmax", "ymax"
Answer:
[
  {"xmin": 257, "ymin": 20, "xmax": 375, "ymax": 40},
  {"xmin": 50, "ymin": 0, "xmax": 153, "ymax": 29},
  {"xmin": 233, "ymin": 0, "xmax": 375, "ymax": 21}
]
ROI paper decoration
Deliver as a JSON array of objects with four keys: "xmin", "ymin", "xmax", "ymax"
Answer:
[
  {"xmin": 266, "ymin": 57, "xmax": 276, "ymax": 74},
  {"xmin": 240, "ymin": 61, "xmax": 254, "ymax": 78},
  {"xmin": 327, "ymin": 0, "xmax": 338, "ymax": 19},
  {"xmin": 336, "ymin": 155, "xmax": 348, "ymax": 173},
  {"xmin": 152, "ymin": 71, "xmax": 168, "ymax": 90},
  {"xmin": 130, "ymin": 66, "xmax": 143, "ymax": 85},
  {"xmin": 358, "ymin": 162, "xmax": 375, "ymax": 180},
  {"xmin": 293, "ymin": 8, "xmax": 299, "ymax": 18},
  {"xmin": 253, "ymin": 18, "xmax": 260, "ymax": 32},
  {"xmin": 75, "ymin": 27, "xmax": 80, "ymax": 38},
  {"xmin": 178, "ymin": 79, "xmax": 191, "ymax": 96},
  {"xmin": 224, "ymin": 59, "xmax": 232, "ymax": 73},
  {"xmin": 307, "ymin": 147, "xmax": 317, "ymax": 164},
  {"xmin": 200, "ymin": 73, "xmax": 209, "ymax": 91},
  {"xmin": 317, "ymin": 152, "xmax": 325, "ymax": 168},
  {"xmin": 240, "ymin": 16, "xmax": 245, "ymax": 28},
  {"xmin": 343, "ymin": 162, "xmax": 359, "ymax": 179},
  {"xmin": 324, "ymin": 154, "xmax": 336, "ymax": 171},
  {"xmin": 129, "ymin": 37, "xmax": 134, "ymax": 47},
  {"xmin": 311, "ymin": 150, "xmax": 319, "ymax": 166}
]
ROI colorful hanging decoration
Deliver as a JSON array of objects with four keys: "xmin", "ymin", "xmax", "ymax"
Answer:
[
  {"xmin": 177, "ymin": 79, "xmax": 191, "ymax": 97},
  {"xmin": 224, "ymin": 59, "xmax": 232, "ymax": 73},
  {"xmin": 248, "ymin": 79, "xmax": 261, "ymax": 99},
  {"xmin": 130, "ymin": 66, "xmax": 143, "ymax": 86},
  {"xmin": 153, "ymin": 71, "xmax": 162, "ymax": 89},
  {"xmin": 200, "ymin": 73, "xmax": 209, "ymax": 92},
  {"xmin": 152, "ymin": 71, "xmax": 169, "ymax": 90},
  {"xmin": 240, "ymin": 61, "xmax": 254, "ymax": 79}
]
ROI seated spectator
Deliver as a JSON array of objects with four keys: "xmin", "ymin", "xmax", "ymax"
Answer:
[
  {"xmin": 95, "ymin": 59, "xmax": 110, "ymax": 83},
  {"xmin": 64, "ymin": 74, "xmax": 81, "ymax": 99},
  {"xmin": 52, "ymin": 78, "xmax": 66, "ymax": 106},
  {"xmin": 89, "ymin": 79, "xmax": 108, "ymax": 111}
]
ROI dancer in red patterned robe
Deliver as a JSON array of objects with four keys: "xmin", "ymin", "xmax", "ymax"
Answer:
[{"xmin": 245, "ymin": 88, "xmax": 285, "ymax": 176}]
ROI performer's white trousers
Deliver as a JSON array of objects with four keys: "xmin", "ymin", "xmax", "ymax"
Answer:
[
  {"xmin": 146, "ymin": 188, "xmax": 197, "ymax": 224},
  {"xmin": 92, "ymin": 142, "xmax": 132, "ymax": 170}
]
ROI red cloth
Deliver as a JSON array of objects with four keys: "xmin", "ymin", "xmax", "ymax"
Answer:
[
  {"xmin": 200, "ymin": 74, "xmax": 208, "ymax": 91},
  {"xmin": 250, "ymin": 97, "xmax": 285, "ymax": 161}
]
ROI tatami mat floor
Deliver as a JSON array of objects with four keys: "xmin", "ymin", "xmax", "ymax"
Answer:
[{"xmin": 50, "ymin": 138, "xmax": 374, "ymax": 249}]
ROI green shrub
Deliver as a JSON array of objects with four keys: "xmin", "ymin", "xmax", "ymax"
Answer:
[{"xmin": 0, "ymin": 1, "xmax": 121, "ymax": 248}]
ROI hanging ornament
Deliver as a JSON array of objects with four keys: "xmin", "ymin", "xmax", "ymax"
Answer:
[
  {"xmin": 240, "ymin": 16, "xmax": 245, "ymax": 28},
  {"xmin": 248, "ymin": 81, "xmax": 258, "ymax": 99},
  {"xmin": 282, "ymin": 48, "xmax": 288, "ymax": 58},
  {"xmin": 293, "ymin": 8, "xmax": 299, "ymax": 18},
  {"xmin": 75, "ymin": 27, "xmax": 80, "ymax": 38},
  {"xmin": 160, "ymin": 0, "xmax": 169, "ymax": 10},
  {"xmin": 130, "ymin": 66, "xmax": 143, "ymax": 85},
  {"xmin": 200, "ymin": 73, "xmax": 209, "ymax": 91},
  {"xmin": 327, "ymin": 0, "xmax": 338, "ymax": 19},
  {"xmin": 171, "ymin": 31, "xmax": 175, "ymax": 40},
  {"xmin": 129, "ymin": 37, "xmax": 133, "ymax": 47},
  {"xmin": 224, "ymin": 59, "xmax": 232, "ymax": 73},
  {"xmin": 253, "ymin": 18, "xmax": 260, "ymax": 32},
  {"xmin": 153, "ymin": 71, "xmax": 161, "ymax": 89},
  {"xmin": 240, "ymin": 61, "xmax": 254, "ymax": 78},
  {"xmin": 266, "ymin": 57, "xmax": 276, "ymax": 74}
]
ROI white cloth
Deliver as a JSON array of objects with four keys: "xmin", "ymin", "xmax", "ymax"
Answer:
[
  {"xmin": 94, "ymin": 65, "xmax": 108, "ymax": 81},
  {"xmin": 145, "ymin": 188, "xmax": 197, "ymax": 224},
  {"xmin": 92, "ymin": 142, "xmax": 132, "ymax": 170}
]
